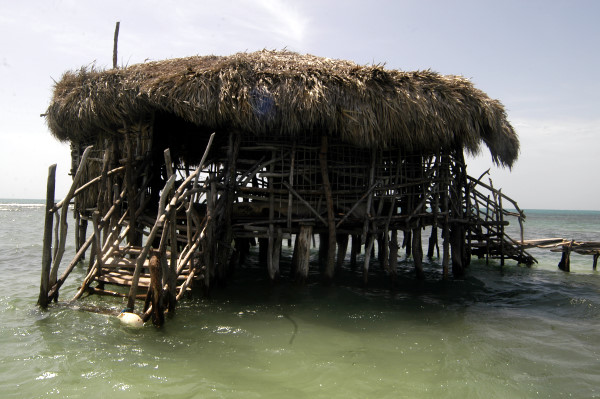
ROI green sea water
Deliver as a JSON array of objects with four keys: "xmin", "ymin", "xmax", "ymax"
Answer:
[{"xmin": 0, "ymin": 201, "xmax": 599, "ymax": 398}]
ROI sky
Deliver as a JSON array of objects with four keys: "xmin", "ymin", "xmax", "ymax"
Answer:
[{"xmin": 0, "ymin": 0, "xmax": 598, "ymax": 210}]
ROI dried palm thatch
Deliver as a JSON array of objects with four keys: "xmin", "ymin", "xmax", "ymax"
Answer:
[{"xmin": 46, "ymin": 49, "xmax": 519, "ymax": 167}]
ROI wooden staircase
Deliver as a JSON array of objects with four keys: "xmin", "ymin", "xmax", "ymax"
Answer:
[{"xmin": 466, "ymin": 173, "xmax": 536, "ymax": 266}]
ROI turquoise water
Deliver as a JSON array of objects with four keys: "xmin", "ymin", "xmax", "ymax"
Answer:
[{"xmin": 0, "ymin": 201, "xmax": 599, "ymax": 398}]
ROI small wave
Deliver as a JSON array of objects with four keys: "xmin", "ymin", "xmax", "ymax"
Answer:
[{"xmin": 0, "ymin": 204, "xmax": 45, "ymax": 210}]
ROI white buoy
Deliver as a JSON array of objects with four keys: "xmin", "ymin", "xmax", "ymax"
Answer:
[{"xmin": 117, "ymin": 311, "xmax": 144, "ymax": 328}]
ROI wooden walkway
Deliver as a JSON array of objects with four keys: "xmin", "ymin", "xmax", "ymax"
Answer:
[{"xmin": 519, "ymin": 238, "xmax": 600, "ymax": 271}]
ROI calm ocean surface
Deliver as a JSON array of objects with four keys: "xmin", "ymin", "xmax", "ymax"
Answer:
[{"xmin": 0, "ymin": 199, "xmax": 599, "ymax": 398}]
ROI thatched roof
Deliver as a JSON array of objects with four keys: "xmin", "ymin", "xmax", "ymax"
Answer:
[{"xmin": 46, "ymin": 49, "xmax": 519, "ymax": 167}]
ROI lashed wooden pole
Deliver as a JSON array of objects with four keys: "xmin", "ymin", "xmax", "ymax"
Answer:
[
  {"xmin": 49, "ymin": 146, "xmax": 92, "ymax": 291},
  {"xmin": 113, "ymin": 21, "xmax": 120, "ymax": 69},
  {"xmin": 38, "ymin": 164, "xmax": 56, "ymax": 309},
  {"xmin": 319, "ymin": 136, "xmax": 336, "ymax": 283},
  {"xmin": 126, "ymin": 175, "xmax": 176, "ymax": 311}
]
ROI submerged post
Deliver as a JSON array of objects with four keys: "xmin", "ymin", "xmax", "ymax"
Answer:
[{"xmin": 38, "ymin": 164, "xmax": 56, "ymax": 308}]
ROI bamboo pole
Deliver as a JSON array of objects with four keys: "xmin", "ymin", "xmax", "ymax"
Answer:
[{"xmin": 38, "ymin": 164, "xmax": 56, "ymax": 308}]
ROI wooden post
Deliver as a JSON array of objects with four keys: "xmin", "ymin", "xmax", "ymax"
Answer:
[
  {"xmin": 126, "ymin": 133, "xmax": 140, "ymax": 247},
  {"xmin": 413, "ymin": 227, "xmax": 424, "ymax": 279},
  {"xmin": 126, "ymin": 175, "xmax": 176, "ymax": 311},
  {"xmin": 450, "ymin": 152, "xmax": 466, "ymax": 278},
  {"xmin": 147, "ymin": 252, "xmax": 165, "ymax": 326},
  {"xmin": 287, "ymin": 141, "xmax": 296, "ymax": 231},
  {"xmin": 269, "ymin": 227, "xmax": 283, "ymax": 280},
  {"xmin": 259, "ymin": 238, "xmax": 269, "ymax": 264},
  {"xmin": 402, "ymin": 230, "xmax": 412, "ymax": 257},
  {"xmin": 113, "ymin": 21, "xmax": 120, "ymax": 69},
  {"xmin": 50, "ymin": 146, "xmax": 92, "ymax": 289},
  {"xmin": 441, "ymin": 158, "xmax": 450, "ymax": 279},
  {"xmin": 164, "ymin": 149, "xmax": 178, "ymax": 312},
  {"xmin": 499, "ymin": 190, "xmax": 505, "ymax": 267},
  {"xmin": 442, "ymin": 224, "xmax": 450, "ymax": 279},
  {"xmin": 362, "ymin": 234, "xmax": 375, "ymax": 286},
  {"xmin": 319, "ymin": 136, "xmax": 336, "ymax": 283},
  {"xmin": 38, "ymin": 164, "xmax": 56, "ymax": 309},
  {"xmin": 318, "ymin": 232, "xmax": 329, "ymax": 270},
  {"xmin": 217, "ymin": 132, "xmax": 240, "ymax": 283},
  {"xmin": 350, "ymin": 234, "xmax": 361, "ymax": 270},
  {"xmin": 335, "ymin": 234, "xmax": 349, "ymax": 271},
  {"xmin": 389, "ymin": 229, "xmax": 398, "ymax": 283},
  {"xmin": 293, "ymin": 224, "xmax": 313, "ymax": 284},
  {"xmin": 558, "ymin": 241, "xmax": 572, "ymax": 272},
  {"xmin": 267, "ymin": 147, "xmax": 278, "ymax": 281},
  {"xmin": 91, "ymin": 212, "xmax": 103, "ymax": 291},
  {"xmin": 593, "ymin": 253, "xmax": 598, "ymax": 270},
  {"xmin": 77, "ymin": 218, "xmax": 88, "ymax": 258},
  {"xmin": 427, "ymin": 226, "xmax": 438, "ymax": 258}
]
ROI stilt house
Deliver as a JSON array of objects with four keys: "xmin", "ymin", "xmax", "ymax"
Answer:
[{"xmin": 39, "ymin": 50, "xmax": 534, "ymax": 322}]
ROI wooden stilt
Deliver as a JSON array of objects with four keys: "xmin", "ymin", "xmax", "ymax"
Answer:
[
  {"xmin": 363, "ymin": 234, "xmax": 375, "ymax": 286},
  {"xmin": 350, "ymin": 234, "xmax": 361, "ymax": 270},
  {"xmin": 450, "ymin": 225, "xmax": 465, "ymax": 277},
  {"xmin": 163, "ymin": 149, "xmax": 178, "ymax": 311},
  {"xmin": 266, "ymin": 145, "xmax": 277, "ymax": 282},
  {"xmin": 318, "ymin": 232, "xmax": 329, "ymax": 271},
  {"xmin": 38, "ymin": 164, "xmax": 56, "ymax": 309},
  {"xmin": 377, "ymin": 235, "xmax": 385, "ymax": 264},
  {"xmin": 293, "ymin": 224, "xmax": 312, "ymax": 284},
  {"xmin": 146, "ymin": 253, "xmax": 165, "ymax": 326},
  {"xmin": 558, "ymin": 241, "xmax": 573, "ymax": 272},
  {"xmin": 268, "ymin": 227, "xmax": 283, "ymax": 280},
  {"xmin": 90, "ymin": 212, "xmax": 104, "ymax": 292},
  {"xmin": 427, "ymin": 226, "xmax": 438, "ymax": 258},
  {"xmin": 442, "ymin": 224, "xmax": 450, "ymax": 279},
  {"xmin": 389, "ymin": 229, "xmax": 398, "ymax": 283},
  {"xmin": 49, "ymin": 146, "xmax": 92, "ymax": 289},
  {"xmin": 217, "ymin": 132, "xmax": 240, "ymax": 283},
  {"xmin": 259, "ymin": 238, "xmax": 269, "ymax": 264},
  {"xmin": 413, "ymin": 227, "xmax": 424, "ymax": 279},
  {"xmin": 77, "ymin": 218, "xmax": 88, "ymax": 259},
  {"xmin": 126, "ymin": 175, "xmax": 176, "ymax": 311},
  {"xmin": 593, "ymin": 253, "xmax": 599, "ymax": 270},
  {"xmin": 402, "ymin": 230, "xmax": 412, "ymax": 257},
  {"xmin": 335, "ymin": 234, "xmax": 349, "ymax": 271},
  {"xmin": 126, "ymin": 133, "xmax": 140, "ymax": 247},
  {"xmin": 441, "ymin": 156, "xmax": 450, "ymax": 279}
]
